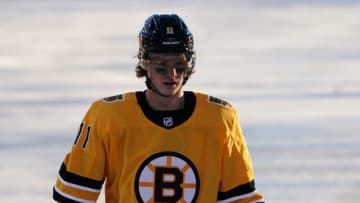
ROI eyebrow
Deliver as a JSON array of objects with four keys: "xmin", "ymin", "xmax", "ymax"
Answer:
[
  {"xmin": 147, "ymin": 56, "xmax": 187, "ymax": 64},
  {"xmin": 150, "ymin": 61, "xmax": 187, "ymax": 65}
]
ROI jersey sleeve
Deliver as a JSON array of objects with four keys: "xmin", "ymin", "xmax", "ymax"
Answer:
[
  {"xmin": 53, "ymin": 102, "xmax": 106, "ymax": 203},
  {"xmin": 217, "ymin": 109, "xmax": 265, "ymax": 203}
]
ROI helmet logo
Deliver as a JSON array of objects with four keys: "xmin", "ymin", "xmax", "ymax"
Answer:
[{"xmin": 166, "ymin": 26, "xmax": 174, "ymax": 34}]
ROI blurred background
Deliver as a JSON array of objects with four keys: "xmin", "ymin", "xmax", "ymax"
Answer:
[{"xmin": 1, "ymin": 0, "xmax": 359, "ymax": 202}]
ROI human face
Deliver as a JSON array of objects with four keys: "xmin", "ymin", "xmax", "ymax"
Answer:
[{"xmin": 145, "ymin": 54, "xmax": 189, "ymax": 97}]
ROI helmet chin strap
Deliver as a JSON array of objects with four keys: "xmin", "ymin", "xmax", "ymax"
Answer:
[{"xmin": 145, "ymin": 76, "xmax": 172, "ymax": 98}]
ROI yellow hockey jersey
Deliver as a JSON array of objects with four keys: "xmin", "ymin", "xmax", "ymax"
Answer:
[{"xmin": 53, "ymin": 91, "xmax": 264, "ymax": 203}]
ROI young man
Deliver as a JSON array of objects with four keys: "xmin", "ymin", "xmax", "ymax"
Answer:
[{"xmin": 53, "ymin": 14, "xmax": 265, "ymax": 203}]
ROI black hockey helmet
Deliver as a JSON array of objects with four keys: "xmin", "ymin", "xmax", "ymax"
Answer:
[{"xmin": 138, "ymin": 14, "xmax": 195, "ymax": 67}]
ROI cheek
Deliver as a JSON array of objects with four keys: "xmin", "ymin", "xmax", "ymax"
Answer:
[
  {"xmin": 180, "ymin": 73, "xmax": 187, "ymax": 80},
  {"xmin": 147, "ymin": 70, "xmax": 155, "ymax": 79},
  {"xmin": 147, "ymin": 71, "xmax": 161, "ymax": 83}
]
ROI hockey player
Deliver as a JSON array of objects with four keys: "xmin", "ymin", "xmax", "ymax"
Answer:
[{"xmin": 53, "ymin": 14, "xmax": 265, "ymax": 203}]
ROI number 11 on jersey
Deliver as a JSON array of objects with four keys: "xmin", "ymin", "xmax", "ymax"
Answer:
[{"xmin": 73, "ymin": 122, "xmax": 92, "ymax": 150}]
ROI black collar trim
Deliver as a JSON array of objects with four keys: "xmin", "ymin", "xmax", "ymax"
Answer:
[{"xmin": 136, "ymin": 91, "xmax": 196, "ymax": 129}]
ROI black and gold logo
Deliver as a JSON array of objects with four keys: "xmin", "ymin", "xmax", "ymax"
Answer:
[
  {"xmin": 135, "ymin": 152, "xmax": 200, "ymax": 203},
  {"xmin": 103, "ymin": 94, "xmax": 124, "ymax": 103},
  {"xmin": 208, "ymin": 96, "xmax": 231, "ymax": 108}
]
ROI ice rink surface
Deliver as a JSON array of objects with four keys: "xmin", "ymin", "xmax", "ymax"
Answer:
[{"xmin": 1, "ymin": 1, "xmax": 360, "ymax": 202}]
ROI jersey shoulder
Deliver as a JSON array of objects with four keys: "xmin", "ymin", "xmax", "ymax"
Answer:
[
  {"xmin": 87, "ymin": 92, "xmax": 137, "ymax": 119},
  {"xmin": 192, "ymin": 92, "xmax": 237, "ymax": 131},
  {"xmin": 95, "ymin": 92, "xmax": 136, "ymax": 106},
  {"xmin": 207, "ymin": 95, "xmax": 232, "ymax": 108},
  {"xmin": 193, "ymin": 92, "xmax": 236, "ymax": 122},
  {"xmin": 102, "ymin": 94, "xmax": 126, "ymax": 103},
  {"xmin": 195, "ymin": 92, "xmax": 232, "ymax": 109}
]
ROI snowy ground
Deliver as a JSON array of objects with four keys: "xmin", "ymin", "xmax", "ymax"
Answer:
[{"xmin": 1, "ymin": 1, "xmax": 360, "ymax": 202}]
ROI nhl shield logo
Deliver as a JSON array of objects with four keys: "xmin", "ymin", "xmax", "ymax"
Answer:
[{"xmin": 163, "ymin": 117, "xmax": 174, "ymax": 127}]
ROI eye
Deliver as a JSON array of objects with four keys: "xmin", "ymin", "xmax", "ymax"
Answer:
[
  {"xmin": 154, "ymin": 66, "xmax": 167, "ymax": 74},
  {"xmin": 175, "ymin": 66, "xmax": 187, "ymax": 74}
]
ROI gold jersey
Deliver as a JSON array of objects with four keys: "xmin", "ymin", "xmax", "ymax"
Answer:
[{"xmin": 53, "ymin": 91, "xmax": 264, "ymax": 203}]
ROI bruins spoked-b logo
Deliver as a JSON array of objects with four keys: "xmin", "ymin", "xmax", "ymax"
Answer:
[{"xmin": 135, "ymin": 152, "xmax": 200, "ymax": 203}]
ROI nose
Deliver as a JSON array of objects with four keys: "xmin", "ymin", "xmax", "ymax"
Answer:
[{"xmin": 166, "ymin": 67, "xmax": 178, "ymax": 77}]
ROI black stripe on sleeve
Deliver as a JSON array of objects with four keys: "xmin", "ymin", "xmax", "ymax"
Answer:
[
  {"xmin": 217, "ymin": 180, "xmax": 256, "ymax": 201},
  {"xmin": 59, "ymin": 162, "xmax": 104, "ymax": 190},
  {"xmin": 53, "ymin": 187, "xmax": 82, "ymax": 203}
]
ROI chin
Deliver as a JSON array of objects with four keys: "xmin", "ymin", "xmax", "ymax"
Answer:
[{"xmin": 162, "ymin": 88, "xmax": 182, "ymax": 97}]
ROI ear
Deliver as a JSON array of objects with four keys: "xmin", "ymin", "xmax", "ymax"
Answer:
[
  {"xmin": 139, "ymin": 61, "xmax": 146, "ymax": 69},
  {"xmin": 143, "ymin": 65, "xmax": 151, "ymax": 78}
]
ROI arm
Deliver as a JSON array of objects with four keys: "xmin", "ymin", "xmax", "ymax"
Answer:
[
  {"xmin": 217, "ymin": 110, "xmax": 265, "ymax": 203},
  {"xmin": 53, "ymin": 103, "xmax": 106, "ymax": 203}
]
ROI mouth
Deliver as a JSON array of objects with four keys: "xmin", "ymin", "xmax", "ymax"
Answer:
[{"xmin": 163, "ymin": 81, "xmax": 177, "ymax": 86}]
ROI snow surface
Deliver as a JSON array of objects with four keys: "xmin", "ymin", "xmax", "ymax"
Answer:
[{"xmin": 1, "ymin": 1, "xmax": 360, "ymax": 202}]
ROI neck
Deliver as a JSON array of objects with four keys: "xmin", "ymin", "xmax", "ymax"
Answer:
[{"xmin": 145, "ymin": 89, "xmax": 185, "ymax": 111}]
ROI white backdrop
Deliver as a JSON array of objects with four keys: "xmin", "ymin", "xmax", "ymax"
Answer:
[{"xmin": 1, "ymin": 1, "xmax": 360, "ymax": 202}]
